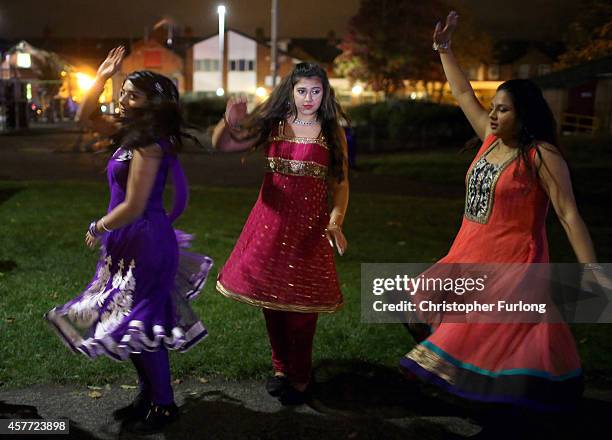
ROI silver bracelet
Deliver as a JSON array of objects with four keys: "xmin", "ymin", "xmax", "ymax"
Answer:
[
  {"xmin": 100, "ymin": 217, "xmax": 112, "ymax": 233},
  {"xmin": 432, "ymin": 41, "xmax": 450, "ymax": 52},
  {"xmin": 584, "ymin": 263, "xmax": 604, "ymax": 271}
]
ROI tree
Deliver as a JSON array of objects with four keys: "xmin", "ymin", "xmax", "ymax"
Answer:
[
  {"xmin": 556, "ymin": 0, "xmax": 612, "ymax": 68},
  {"xmin": 336, "ymin": 0, "xmax": 444, "ymax": 96},
  {"xmin": 336, "ymin": 0, "xmax": 492, "ymax": 98}
]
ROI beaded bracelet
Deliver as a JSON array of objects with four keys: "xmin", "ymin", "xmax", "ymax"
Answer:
[
  {"xmin": 584, "ymin": 263, "xmax": 604, "ymax": 271},
  {"xmin": 432, "ymin": 41, "xmax": 450, "ymax": 52},
  {"xmin": 88, "ymin": 221, "xmax": 100, "ymax": 238}
]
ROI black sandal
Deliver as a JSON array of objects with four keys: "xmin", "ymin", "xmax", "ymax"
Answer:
[
  {"xmin": 265, "ymin": 375, "xmax": 289, "ymax": 397},
  {"xmin": 129, "ymin": 402, "xmax": 179, "ymax": 434},
  {"xmin": 112, "ymin": 393, "xmax": 150, "ymax": 421}
]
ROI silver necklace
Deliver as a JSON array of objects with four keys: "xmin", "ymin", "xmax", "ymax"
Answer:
[{"xmin": 292, "ymin": 117, "xmax": 319, "ymax": 126}]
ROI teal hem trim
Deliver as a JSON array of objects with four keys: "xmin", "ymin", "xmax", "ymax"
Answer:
[{"xmin": 421, "ymin": 340, "xmax": 582, "ymax": 382}]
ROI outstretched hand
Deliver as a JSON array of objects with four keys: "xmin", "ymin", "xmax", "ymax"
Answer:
[
  {"xmin": 225, "ymin": 96, "xmax": 248, "ymax": 128},
  {"xmin": 325, "ymin": 223, "xmax": 347, "ymax": 256},
  {"xmin": 433, "ymin": 11, "xmax": 459, "ymax": 46},
  {"xmin": 85, "ymin": 230, "xmax": 101, "ymax": 249},
  {"xmin": 97, "ymin": 46, "xmax": 126, "ymax": 80}
]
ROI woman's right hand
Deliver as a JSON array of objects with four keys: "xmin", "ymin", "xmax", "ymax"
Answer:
[
  {"xmin": 96, "ymin": 46, "xmax": 126, "ymax": 81},
  {"xmin": 224, "ymin": 96, "xmax": 248, "ymax": 129},
  {"xmin": 433, "ymin": 11, "xmax": 459, "ymax": 48}
]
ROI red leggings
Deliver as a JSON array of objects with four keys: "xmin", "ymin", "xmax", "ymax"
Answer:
[{"xmin": 263, "ymin": 308, "xmax": 318, "ymax": 385}]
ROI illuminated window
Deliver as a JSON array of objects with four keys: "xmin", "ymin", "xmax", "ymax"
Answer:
[
  {"xmin": 195, "ymin": 59, "xmax": 220, "ymax": 71},
  {"xmin": 17, "ymin": 53, "xmax": 31, "ymax": 68}
]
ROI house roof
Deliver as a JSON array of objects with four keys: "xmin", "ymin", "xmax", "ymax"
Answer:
[
  {"xmin": 533, "ymin": 55, "xmax": 612, "ymax": 89},
  {"xmin": 494, "ymin": 40, "xmax": 565, "ymax": 65}
]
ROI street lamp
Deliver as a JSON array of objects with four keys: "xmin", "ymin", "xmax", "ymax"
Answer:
[
  {"xmin": 351, "ymin": 84, "xmax": 364, "ymax": 96},
  {"xmin": 271, "ymin": 0, "xmax": 278, "ymax": 87},
  {"xmin": 217, "ymin": 5, "xmax": 226, "ymax": 97}
]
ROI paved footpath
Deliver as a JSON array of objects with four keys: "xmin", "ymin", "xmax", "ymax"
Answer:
[{"xmin": 1, "ymin": 369, "xmax": 612, "ymax": 439}]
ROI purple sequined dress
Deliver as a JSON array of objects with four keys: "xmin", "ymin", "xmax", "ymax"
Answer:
[{"xmin": 46, "ymin": 139, "xmax": 212, "ymax": 360}]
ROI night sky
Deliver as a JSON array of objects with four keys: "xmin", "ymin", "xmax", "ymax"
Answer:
[{"xmin": 0, "ymin": 0, "xmax": 582, "ymax": 41}]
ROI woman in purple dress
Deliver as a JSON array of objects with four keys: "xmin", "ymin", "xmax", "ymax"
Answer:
[{"xmin": 45, "ymin": 47, "xmax": 212, "ymax": 434}]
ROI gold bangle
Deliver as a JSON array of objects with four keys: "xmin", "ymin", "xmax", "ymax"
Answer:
[{"xmin": 100, "ymin": 217, "xmax": 112, "ymax": 233}]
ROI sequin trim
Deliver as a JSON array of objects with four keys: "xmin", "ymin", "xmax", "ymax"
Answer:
[
  {"xmin": 266, "ymin": 157, "xmax": 328, "ymax": 179},
  {"xmin": 216, "ymin": 280, "xmax": 342, "ymax": 313},
  {"xmin": 464, "ymin": 140, "xmax": 518, "ymax": 224},
  {"xmin": 405, "ymin": 344, "xmax": 457, "ymax": 385},
  {"xmin": 269, "ymin": 120, "xmax": 329, "ymax": 149}
]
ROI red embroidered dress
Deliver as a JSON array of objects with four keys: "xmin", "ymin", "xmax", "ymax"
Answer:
[{"xmin": 217, "ymin": 121, "xmax": 343, "ymax": 313}]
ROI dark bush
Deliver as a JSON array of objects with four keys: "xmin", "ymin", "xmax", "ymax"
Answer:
[
  {"xmin": 347, "ymin": 100, "xmax": 474, "ymax": 152},
  {"xmin": 181, "ymin": 97, "xmax": 226, "ymax": 129}
]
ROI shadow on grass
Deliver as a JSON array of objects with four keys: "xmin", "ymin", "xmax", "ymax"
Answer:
[
  {"xmin": 0, "ymin": 187, "xmax": 23, "ymax": 206},
  {"xmin": 0, "ymin": 260, "xmax": 17, "ymax": 274},
  {"xmin": 0, "ymin": 401, "xmax": 97, "ymax": 439}
]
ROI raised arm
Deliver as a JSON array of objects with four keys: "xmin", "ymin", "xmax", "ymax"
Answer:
[
  {"xmin": 434, "ymin": 12, "xmax": 490, "ymax": 140},
  {"xmin": 211, "ymin": 96, "xmax": 259, "ymax": 152},
  {"xmin": 76, "ymin": 46, "xmax": 125, "ymax": 136}
]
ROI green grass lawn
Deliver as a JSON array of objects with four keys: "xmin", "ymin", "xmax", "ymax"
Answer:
[{"xmin": 1, "ymin": 138, "xmax": 611, "ymax": 389}]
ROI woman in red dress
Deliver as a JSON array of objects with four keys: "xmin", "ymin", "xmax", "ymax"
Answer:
[
  {"xmin": 212, "ymin": 63, "xmax": 349, "ymax": 405},
  {"xmin": 400, "ymin": 11, "xmax": 608, "ymax": 412}
]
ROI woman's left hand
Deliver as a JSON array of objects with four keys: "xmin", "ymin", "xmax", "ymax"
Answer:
[
  {"xmin": 325, "ymin": 223, "xmax": 347, "ymax": 256},
  {"xmin": 85, "ymin": 230, "xmax": 101, "ymax": 249}
]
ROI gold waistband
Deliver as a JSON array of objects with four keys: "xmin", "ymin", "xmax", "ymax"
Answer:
[{"xmin": 266, "ymin": 157, "xmax": 328, "ymax": 179}]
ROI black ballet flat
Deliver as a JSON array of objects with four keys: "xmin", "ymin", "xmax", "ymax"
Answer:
[
  {"xmin": 129, "ymin": 402, "xmax": 179, "ymax": 434},
  {"xmin": 265, "ymin": 375, "xmax": 289, "ymax": 397},
  {"xmin": 112, "ymin": 393, "xmax": 150, "ymax": 421}
]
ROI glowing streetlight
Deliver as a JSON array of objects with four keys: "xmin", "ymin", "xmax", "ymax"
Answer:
[
  {"xmin": 16, "ymin": 53, "xmax": 31, "ymax": 68},
  {"xmin": 216, "ymin": 88, "xmax": 225, "ymax": 97},
  {"xmin": 76, "ymin": 72, "xmax": 95, "ymax": 91},
  {"xmin": 351, "ymin": 84, "xmax": 364, "ymax": 96}
]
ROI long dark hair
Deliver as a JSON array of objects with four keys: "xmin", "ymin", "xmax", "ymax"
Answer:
[
  {"xmin": 236, "ymin": 62, "xmax": 349, "ymax": 181},
  {"xmin": 111, "ymin": 71, "xmax": 199, "ymax": 152},
  {"xmin": 496, "ymin": 79, "xmax": 562, "ymax": 179}
]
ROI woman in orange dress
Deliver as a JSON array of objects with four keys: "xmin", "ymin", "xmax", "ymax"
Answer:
[{"xmin": 400, "ymin": 11, "xmax": 608, "ymax": 412}]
